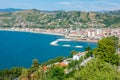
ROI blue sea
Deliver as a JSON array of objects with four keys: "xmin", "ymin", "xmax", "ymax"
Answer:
[{"xmin": 0, "ymin": 31, "xmax": 97, "ymax": 69}]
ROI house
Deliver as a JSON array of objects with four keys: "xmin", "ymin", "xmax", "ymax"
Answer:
[
  {"xmin": 43, "ymin": 66, "xmax": 47, "ymax": 72},
  {"xmin": 59, "ymin": 62, "xmax": 68, "ymax": 67},
  {"xmin": 73, "ymin": 55, "xmax": 79, "ymax": 60},
  {"xmin": 73, "ymin": 52, "xmax": 85, "ymax": 60},
  {"xmin": 87, "ymin": 29, "xmax": 96, "ymax": 38}
]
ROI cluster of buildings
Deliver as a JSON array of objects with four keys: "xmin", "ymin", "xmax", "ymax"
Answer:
[
  {"xmin": 66, "ymin": 28, "xmax": 120, "ymax": 41},
  {"xmin": 43, "ymin": 52, "xmax": 87, "ymax": 71},
  {"xmin": 0, "ymin": 27, "xmax": 120, "ymax": 41}
]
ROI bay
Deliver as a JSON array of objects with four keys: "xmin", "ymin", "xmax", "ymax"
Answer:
[{"xmin": 0, "ymin": 30, "xmax": 97, "ymax": 69}]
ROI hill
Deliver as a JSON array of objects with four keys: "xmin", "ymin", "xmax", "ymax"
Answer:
[{"xmin": 0, "ymin": 9, "xmax": 120, "ymax": 28}]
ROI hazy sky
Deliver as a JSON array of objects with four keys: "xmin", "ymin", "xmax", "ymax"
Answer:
[{"xmin": 0, "ymin": 0, "xmax": 120, "ymax": 11}]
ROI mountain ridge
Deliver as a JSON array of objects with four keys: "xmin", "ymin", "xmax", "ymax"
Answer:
[
  {"xmin": 0, "ymin": 8, "xmax": 23, "ymax": 12},
  {"xmin": 0, "ymin": 9, "xmax": 120, "ymax": 28}
]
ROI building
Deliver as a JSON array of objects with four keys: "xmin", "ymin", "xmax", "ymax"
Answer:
[{"xmin": 73, "ymin": 52, "xmax": 85, "ymax": 60}]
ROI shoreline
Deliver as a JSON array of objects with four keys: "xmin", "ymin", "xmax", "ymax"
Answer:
[
  {"xmin": 65, "ymin": 36, "xmax": 98, "ymax": 43},
  {"xmin": 0, "ymin": 28, "xmax": 64, "ymax": 36},
  {"xmin": 0, "ymin": 28, "xmax": 98, "ymax": 43}
]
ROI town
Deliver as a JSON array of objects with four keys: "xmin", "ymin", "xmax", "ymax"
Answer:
[{"xmin": 0, "ymin": 27, "xmax": 120, "ymax": 42}]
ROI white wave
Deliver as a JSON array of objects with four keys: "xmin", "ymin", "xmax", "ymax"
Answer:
[
  {"xmin": 57, "ymin": 39, "xmax": 71, "ymax": 41},
  {"xmin": 62, "ymin": 44, "xmax": 71, "ymax": 47},
  {"xmin": 74, "ymin": 46, "xmax": 83, "ymax": 48}
]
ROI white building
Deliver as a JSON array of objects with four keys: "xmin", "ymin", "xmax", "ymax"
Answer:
[{"xmin": 73, "ymin": 52, "xmax": 85, "ymax": 60}]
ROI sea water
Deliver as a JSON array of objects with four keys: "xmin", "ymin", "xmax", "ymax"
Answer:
[{"xmin": 0, "ymin": 31, "xmax": 97, "ymax": 69}]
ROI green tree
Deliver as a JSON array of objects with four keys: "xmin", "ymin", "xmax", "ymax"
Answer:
[
  {"xmin": 31, "ymin": 59, "xmax": 39, "ymax": 72},
  {"xmin": 74, "ymin": 59, "xmax": 120, "ymax": 80},
  {"xmin": 19, "ymin": 68, "xmax": 29, "ymax": 80},
  {"xmin": 47, "ymin": 66, "xmax": 65, "ymax": 80},
  {"xmin": 85, "ymin": 46, "xmax": 91, "ymax": 53},
  {"xmin": 109, "ymin": 36, "xmax": 119, "ymax": 49},
  {"xmin": 10, "ymin": 67, "xmax": 22, "ymax": 79},
  {"xmin": 68, "ymin": 50, "xmax": 78, "ymax": 58},
  {"xmin": 0, "ymin": 69, "xmax": 11, "ymax": 80},
  {"xmin": 0, "ymin": 67, "xmax": 22, "ymax": 80},
  {"xmin": 42, "ymin": 56, "xmax": 64, "ymax": 66},
  {"xmin": 93, "ymin": 37, "xmax": 119, "ymax": 65},
  {"xmin": 32, "ymin": 66, "xmax": 44, "ymax": 80},
  {"xmin": 85, "ymin": 46, "xmax": 93, "ymax": 58}
]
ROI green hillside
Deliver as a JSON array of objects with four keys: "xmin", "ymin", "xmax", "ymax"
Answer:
[{"xmin": 0, "ymin": 9, "xmax": 120, "ymax": 28}]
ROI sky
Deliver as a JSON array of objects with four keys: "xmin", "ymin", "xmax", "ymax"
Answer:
[{"xmin": 0, "ymin": 0, "xmax": 120, "ymax": 11}]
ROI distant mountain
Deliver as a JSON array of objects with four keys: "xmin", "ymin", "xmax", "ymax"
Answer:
[
  {"xmin": 106, "ymin": 10, "xmax": 120, "ymax": 15},
  {"xmin": 0, "ymin": 9, "xmax": 119, "ymax": 28},
  {"xmin": 0, "ymin": 8, "xmax": 23, "ymax": 12},
  {"xmin": 95, "ymin": 10, "xmax": 120, "ymax": 15}
]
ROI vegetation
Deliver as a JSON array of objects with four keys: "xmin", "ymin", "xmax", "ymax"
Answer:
[
  {"xmin": 42, "ymin": 56, "xmax": 64, "ymax": 66},
  {"xmin": 73, "ymin": 59, "xmax": 120, "ymax": 80},
  {"xmin": 84, "ymin": 46, "xmax": 93, "ymax": 58},
  {"xmin": 0, "ymin": 9, "xmax": 120, "ymax": 28},
  {"xmin": 0, "ymin": 67, "xmax": 22, "ymax": 80},
  {"xmin": 93, "ymin": 36, "xmax": 120, "ymax": 65},
  {"xmin": 68, "ymin": 50, "xmax": 78, "ymax": 58},
  {"xmin": 46, "ymin": 66, "xmax": 65, "ymax": 80}
]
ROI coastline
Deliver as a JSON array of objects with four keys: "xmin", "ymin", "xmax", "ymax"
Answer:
[
  {"xmin": 0, "ymin": 28, "xmax": 98, "ymax": 43},
  {"xmin": 0, "ymin": 28, "xmax": 64, "ymax": 36},
  {"xmin": 65, "ymin": 36, "xmax": 98, "ymax": 43}
]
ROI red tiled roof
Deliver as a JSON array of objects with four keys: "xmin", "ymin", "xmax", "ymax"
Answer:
[
  {"xmin": 59, "ymin": 62, "xmax": 68, "ymax": 67},
  {"xmin": 43, "ymin": 66, "xmax": 47, "ymax": 71}
]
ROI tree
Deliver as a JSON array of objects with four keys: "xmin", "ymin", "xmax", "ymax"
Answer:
[
  {"xmin": 74, "ymin": 59, "xmax": 120, "ymax": 80},
  {"xmin": 85, "ymin": 46, "xmax": 91, "ymax": 53},
  {"xmin": 93, "ymin": 37, "xmax": 119, "ymax": 65},
  {"xmin": 0, "ymin": 67, "xmax": 22, "ymax": 80},
  {"xmin": 0, "ymin": 69, "xmax": 11, "ymax": 80},
  {"xmin": 68, "ymin": 50, "xmax": 78, "ymax": 58},
  {"xmin": 32, "ymin": 59, "xmax": 39, "ymax": 67},
  {"xmin": 10, "ymin": 67, "xmax": 22, "ymax": 79},
  {"xmin": 109, "ymin": 36, "xmax": 119, "ymax": 49},
  {"xmin": 85, "ymin": 46, "xmax": 93, "ymax": 58},
  {"xmin": 31, "ymin": 59, "xmax": 39, "ymax": 72},
  {"xmin": 32, "ymin": 66, "xmax": 44, "ymax": 80},
  {"xmin": 65, "ymin": 77, "xmax": 75, "ymax": 80},
  {"xmin": 118, "ymin": 44, "xmax": 120, "ymax": 51},
  {"xmin": 42, "ymin": 56, "xmax": 64, "ymax": 66},
  {"xmin": 46, "ymin": 66, "xmax": 65, "ymax": 80},
  {"xmin": 19, "ymin": 68, "xmax": 29, "ymax": 80}
]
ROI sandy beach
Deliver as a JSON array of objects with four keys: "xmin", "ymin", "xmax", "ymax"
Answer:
[{"xmin": 0, "ymin": 28, "xmax": 64, "ymax": 36}]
